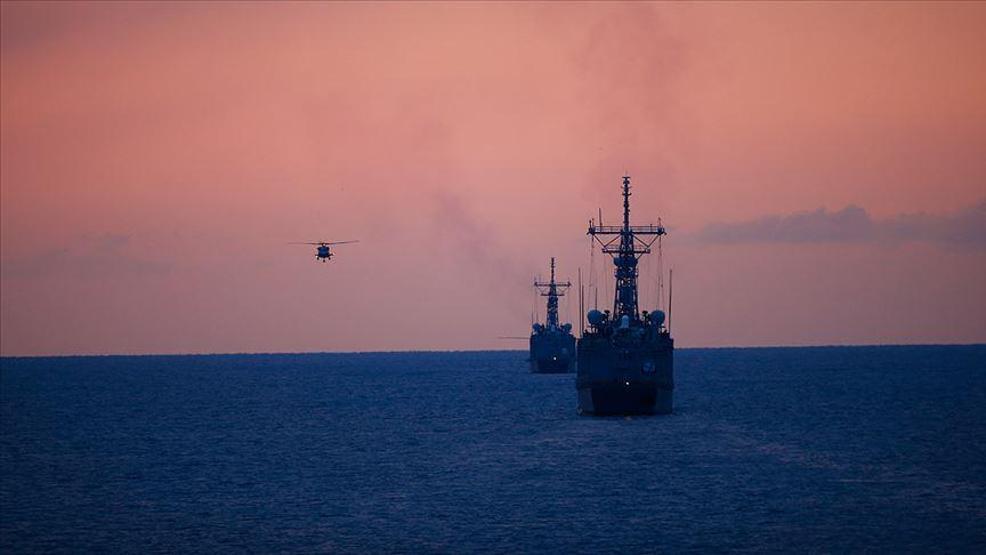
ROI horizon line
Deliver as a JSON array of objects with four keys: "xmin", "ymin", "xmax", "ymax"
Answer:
[{"xmin": 2, "ymin": 342, "xmax": 984, "ymax": 360}]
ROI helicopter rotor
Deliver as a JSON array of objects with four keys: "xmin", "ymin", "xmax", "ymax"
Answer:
[{"xmin": 289, "ymin": 240, "xmax": 359, "ymax": 246}]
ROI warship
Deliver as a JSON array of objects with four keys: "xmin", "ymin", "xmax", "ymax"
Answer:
[
  {"xmin": 529, "ymin": 258, "xmax": 576, "ymax": 373},
  {"xmin": 577, "ymin": 175, "xmax": 674, "ymax": 415}
]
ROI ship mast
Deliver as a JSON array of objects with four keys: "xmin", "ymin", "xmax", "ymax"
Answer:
[
  {"xmin": 588, "ymin": 175, "xmax": 666, "ymax": 320},
  {"xmin": 534, "ymin": 257, "xmax": 572, "ymax": 329}
]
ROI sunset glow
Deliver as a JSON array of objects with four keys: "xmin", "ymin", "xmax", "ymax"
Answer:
[{"xmin": 2, "ymin": 2, "xmax": 984, "ymax": 355}]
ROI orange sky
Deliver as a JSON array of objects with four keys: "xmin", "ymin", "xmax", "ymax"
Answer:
[{"xmin": 2, "ymin": 2, "xmax": 984, "ymax": 355}]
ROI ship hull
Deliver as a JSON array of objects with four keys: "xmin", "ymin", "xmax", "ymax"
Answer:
[
  {"xmin": 576, "ymin": 334, "xmax": 673, "ymax": 415},
  {"xmin": 530, "ymin": 332, "xmax": 576, "ymax": 374},
  {"xmin": 577, "ymin": 382, "xmax": 673, "ymax": 415},
  {"xmin": 531, "ymin": 358, "xmax": 572, "ymax": 374}
]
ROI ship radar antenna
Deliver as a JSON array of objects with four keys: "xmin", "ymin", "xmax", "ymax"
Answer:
[
  {"xmin": 587, "ymin": 174, "xmax": 667, "ymax": 320},
  {"xmin": 534, "ymin": 257, "xmax": 572, "ymax": 329}
]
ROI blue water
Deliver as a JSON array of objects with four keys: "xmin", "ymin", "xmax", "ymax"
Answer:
[{"xmin": 2, "ymin": 346, "xmax": 985, "ymax": 553}]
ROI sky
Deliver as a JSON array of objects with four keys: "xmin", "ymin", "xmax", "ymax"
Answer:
[{"xmin": 2, "ymin": 1, "xmax": 984, "ymax": 355}]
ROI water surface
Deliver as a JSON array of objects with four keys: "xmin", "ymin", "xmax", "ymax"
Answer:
[{"xmin": 2, "ymin": 346, "xmax": 985, "ymax": 552}]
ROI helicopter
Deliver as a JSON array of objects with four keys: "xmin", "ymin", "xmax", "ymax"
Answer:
[{"xmin": 290, "ymin": 240, "xmax": 358, "ymax": 262}]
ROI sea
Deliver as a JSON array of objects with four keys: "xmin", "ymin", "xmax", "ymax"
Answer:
[{"xmin": 1, "ymin": 345, "xmax": 985, "ymax": 553}]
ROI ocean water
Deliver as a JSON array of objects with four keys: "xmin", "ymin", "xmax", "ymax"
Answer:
[{"xmin": 1, "ymin": 345, "xmax": 985, "ymax": 553}]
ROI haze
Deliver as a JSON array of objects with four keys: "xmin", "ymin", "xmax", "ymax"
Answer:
[{"xmin": 2, "ymin": 2, "xmax": 984, "ymax": 355}]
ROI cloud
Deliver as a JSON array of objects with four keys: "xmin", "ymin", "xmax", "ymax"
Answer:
[
  {"xmin": 0, "ymin": 233, "xmax": 171, "ymax": 280},
  {"xmin": 881, "ymin": 201, "xmax": 986, "ymax": 248},
  {"xmin": 430, "ymin": 190, "xmax": 532, "ymax": 283},
  {"xmin": 694, "ymin": 200, "xmax": 986, "ymax": 248}
]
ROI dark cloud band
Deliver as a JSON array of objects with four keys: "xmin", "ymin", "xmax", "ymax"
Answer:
[{"xmin": 695, "ymin": 200, "xmax": 986, "ymax": 248}]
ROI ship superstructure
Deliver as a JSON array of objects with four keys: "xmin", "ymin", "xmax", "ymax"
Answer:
[
  {"xmin": 577, "ymin": 175, "xmax": 674, "ymax": 414},
  {"xmin": 530, "ymin": 258, "xmax": 576, "ymax": 373}
]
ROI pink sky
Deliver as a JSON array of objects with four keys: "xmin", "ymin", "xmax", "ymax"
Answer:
[{"xmin": 2, "ymin": 2, "xmax": 984, "ymax": 355}]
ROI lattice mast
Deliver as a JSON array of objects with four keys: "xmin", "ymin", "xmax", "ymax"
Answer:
[
  {"xmin": 588, "ymin": 175, "xmax": 666, "ymax": 320},
  {"xmin": 534, "ymin": 257, "xmax": 572, "ymax": 328}
]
